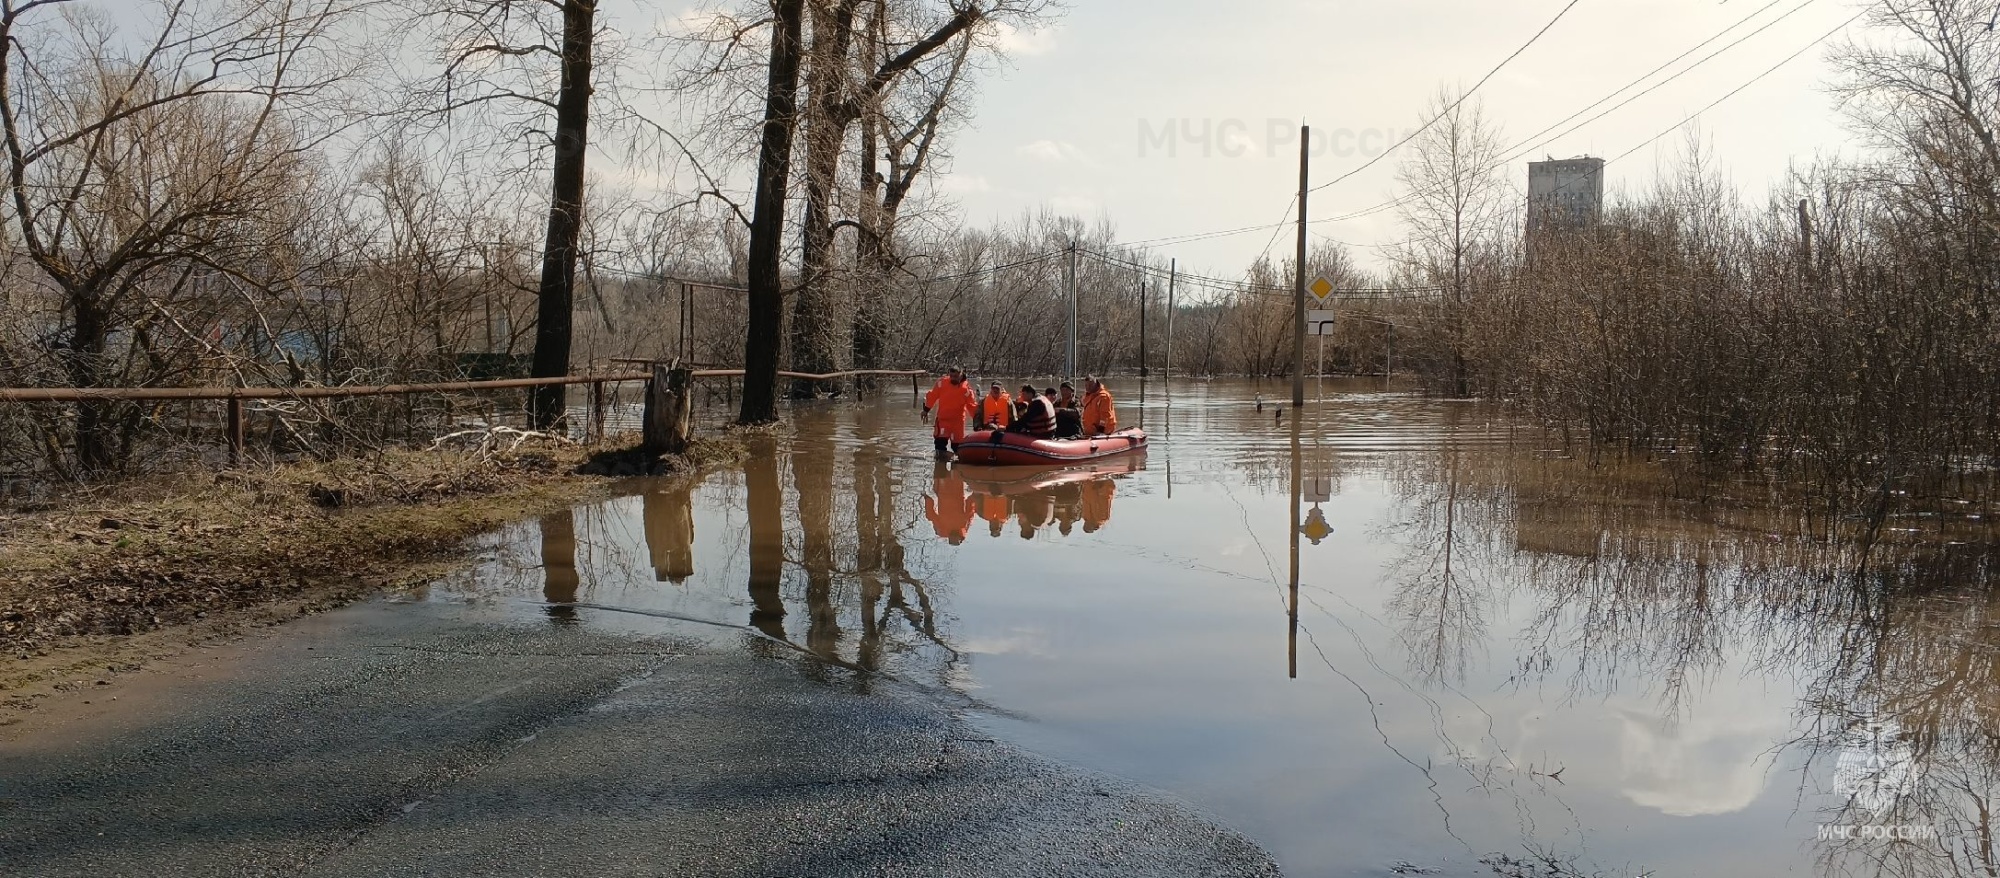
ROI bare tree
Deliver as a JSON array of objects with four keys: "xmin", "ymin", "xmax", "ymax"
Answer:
[
  {"xmin": 1394, "ymin": 86, "xmax": 1511, "ymax": 397},
  {"xmin": 0, "ymin": 0, "xmax": 365, "ymax": 474},
  {"xmin": 738, "ymin": 0, "xmax": 807, "ymax": 424}
]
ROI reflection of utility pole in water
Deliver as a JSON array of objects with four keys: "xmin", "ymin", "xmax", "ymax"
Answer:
[
  {"xmin": 794, "ymin": 429, "xmax": 840, "ymax": 659},
  {"xmin": 539, "ymin": 511, "xmax": 580, "ymax": 623},
  {"xmin": 642, "ymin": 484, "xmax": 695, "ymax": 583},
  {"xmin": 745, "ymin": 439, "xmax": 786, "ymax": 639},
  {"xmin": 1288, "ymin": 414, "xmax": 1302, "ymax": 679}
]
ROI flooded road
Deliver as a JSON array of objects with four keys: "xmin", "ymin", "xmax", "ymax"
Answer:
[{"xmin": 445, "ymin": 378, "xmax": 1999, "ymax": 878}]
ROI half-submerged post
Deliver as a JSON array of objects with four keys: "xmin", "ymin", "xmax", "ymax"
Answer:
[{"xmin": 643, "ymin": 362, "xmax": 693, "ymax": 455}]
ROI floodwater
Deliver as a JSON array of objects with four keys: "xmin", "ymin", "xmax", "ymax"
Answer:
[{"xmin": 436, "ymin": 379, "xmax": 2000, "ymax": 878}]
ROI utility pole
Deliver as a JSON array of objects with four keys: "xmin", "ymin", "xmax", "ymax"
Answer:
[
  {"xmin": 1165, "ymin": 259, "xmax": 1176, "ymax": 386},
  {"xmin": 1138, "ymin": 279, "xmax": 1149, "ymax": 377},
  {"xmin": 1065, "ymin": 240, "xmax": 1078, "ymax": 380},
  {"xmin": 1292, "ymin": 124, "xmax": 1309, "ymax": 408}
]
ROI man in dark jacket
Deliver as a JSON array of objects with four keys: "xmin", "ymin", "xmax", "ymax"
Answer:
[{"xmin": 1010, "ymin": 385, "xmax": 1057, "ymax": 438}]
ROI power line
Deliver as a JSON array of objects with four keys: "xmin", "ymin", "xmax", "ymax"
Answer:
[
  {"xmin": 1307, "ymin": 0, "xmax": 1847, "ymax": 228},
  {"xmin": 1307, "ymin": 0, "xmax": 1587, "ymax": 195},
  {"xmin": 1074, "ymin": 246, "xmax": 1443, "ymax": 298},
  {"xmin": 1608, "ymin": 9, "xmax": 1864, "ymax": 164},
  {"xmin": 915, "ymin": 249, "xmax": 1066, "ymax": 283},
  {"xmin": 1107, "ymin": 0, "xmax": 1816, "ymax": 249}
]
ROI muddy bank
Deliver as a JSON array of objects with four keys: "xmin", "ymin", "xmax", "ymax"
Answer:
[{"xmin": 0, "ymin": 435, "xmax": 743, "ymax": 715}]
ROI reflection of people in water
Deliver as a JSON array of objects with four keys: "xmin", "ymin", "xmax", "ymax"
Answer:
[
  {"xmin": 924, "ymin": 462, "xmax": 975, "ymax": 545},
  {"xmin": 1050, "ymin": 481, "xmax": 1083, "ymax": 536},
  {"xmin": 1081, "ymin": 479, "xmax": 1113, "ymax": 533},
  {"xmin": 1015, "ymin": 490, "xmax": 1055, "ymax": 540},
  {"xmin": 976, "ymin": 491, "xmax": 1011, "ymax": 538},
  {"xmin": 538, "ymin": 511, "xmax": 579, "ymax": 623},
  {"xmin": 927, "ymin": 470, "xmax": 1124, "ymax": 542},
  {"xmin": 642, "ymin": 484, "xmax": 695, "ymax": 584}
]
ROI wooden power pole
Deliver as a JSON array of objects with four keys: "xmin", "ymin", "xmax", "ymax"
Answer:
[{"xmin": 1292, "ymin": 124, "xmax": 1309, "ymax": 408}]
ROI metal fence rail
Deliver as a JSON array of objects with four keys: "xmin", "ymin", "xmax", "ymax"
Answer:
[{"xmin": 0, "ymin": 368, "xmax": 927, "ymax": 467}]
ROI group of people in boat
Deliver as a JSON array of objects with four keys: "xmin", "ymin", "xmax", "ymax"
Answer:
[{"xmin": 921, "ymin": 366, "xmax": 1117, "ymax": 455}]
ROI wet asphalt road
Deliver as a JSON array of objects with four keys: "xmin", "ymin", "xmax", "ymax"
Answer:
[{"xmin": 0, "ymin": 598, "xmax": 1282, "ymax": 877}]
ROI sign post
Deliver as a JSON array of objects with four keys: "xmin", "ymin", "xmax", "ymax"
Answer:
[{"xmin": 1308, "ymin": 277, "xmax": 1334, "ymax": 395}]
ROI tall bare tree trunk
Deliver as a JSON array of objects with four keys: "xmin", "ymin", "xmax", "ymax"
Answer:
[
  {"xmin": 789, "ymin": 0, "xmax": 863, "ymax": 398},
  {"xmin": 739, "ymin": 0, "xmax": 808, "ymax": 424},
  {"xmin": 852, "ymin": 113, "xmax": 886, "ymax": 378},
  {"xmin": 528, "ymin": 0, "xmax": 596, "ymax": 429}
]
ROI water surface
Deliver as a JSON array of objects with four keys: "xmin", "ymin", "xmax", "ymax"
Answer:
[{"xmin": 436, "ymin": 378, "xmax": 2000, "ymax": 878}]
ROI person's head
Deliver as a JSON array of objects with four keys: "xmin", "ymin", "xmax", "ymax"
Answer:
[
  {"xmin": 1059, "ymin": 381, "xmax": 1075, "ymax": 398},
  {"xmin": 948, "ymin": 365, "xmax": 966, "ymax": 383},
  {"xmin": 1019, "ymin": 384, "xmax": 1038, "ymax": 398},
  {"xmin": 1043, "ymin": 387, "xmax": 1057, "ymax": 399},
  {"xmin": 1083, "ymin": 375, "xmax": 1100, "ymax": 393},
  {"xmin": 989, "ymin": 381, "xmax": 1004, "ymax": 396}
]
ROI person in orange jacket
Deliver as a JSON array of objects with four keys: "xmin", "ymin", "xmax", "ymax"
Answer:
[
  {"xmin": 1080, "ymin": 376, "xmax": 1117, "ymax": 436},
  {"xmin": 922, "ymin": 366, "xmax": 977, "ymax": 456},
  {"xmin": 923, "ymin": 462, "xmax": 975, "ymax": 545},
  {"xmin": 978, "ymin": 381, "xmax": 1013, "ymax": 429}
]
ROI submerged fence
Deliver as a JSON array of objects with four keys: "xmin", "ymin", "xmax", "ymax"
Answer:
[{"xmin": 0, "ymin": 369, "xmax": 925, "ymax": 477}]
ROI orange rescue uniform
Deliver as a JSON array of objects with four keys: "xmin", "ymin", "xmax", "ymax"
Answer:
[
  {"xmin": 1080, "ymin": 387, "xmax": 1117, "ymax": 435},
  {"xmin": 924, "ymin": 377, "xmax": 977, "ymax": 444}
]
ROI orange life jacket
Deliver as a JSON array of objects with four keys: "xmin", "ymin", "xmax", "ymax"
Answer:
[{"xmin": 979, "ymin": 392, "xmax": 1013, "ymax": 426}]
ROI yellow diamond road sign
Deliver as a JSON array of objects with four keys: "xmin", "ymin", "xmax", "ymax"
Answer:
[{"xmin": 1309, "ymin": 277, "xmax": 1334, "ymax": 301}]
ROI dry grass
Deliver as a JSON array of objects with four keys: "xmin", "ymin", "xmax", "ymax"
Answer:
[{"xmin": 0, "ymin": 432, "xmax": 745, "ymax": 666}]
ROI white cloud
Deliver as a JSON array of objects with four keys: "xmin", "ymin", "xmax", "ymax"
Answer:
[
  {"xmin": 1615, "ymin": 705, "xmax": 1785, "ymax": 817},
  {"xmin": 936, "ymin": 173, "xmax": 994, "ymax": 195},
  {"xmin": 993, "ymin": 21, "xmax": 1057, "ymax": 57},
  {"xmin": 1018, "ymin": 139, "xmax": 1088, "ymax": 164},
  {"xmin": 1049, "ymin": 194, "xmax": 1099, "ymax": 215},
  {"xmin": 958, "ymin": 626, "xmax": 1053, "ymax": 658}
]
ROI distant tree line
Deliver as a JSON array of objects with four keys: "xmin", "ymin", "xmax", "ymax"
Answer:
[{"xmin": 1378, "ymin": 0, "xmax": 2000, "ymax": 525}]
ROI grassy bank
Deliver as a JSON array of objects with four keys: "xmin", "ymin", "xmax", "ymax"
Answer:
[{"xmin": 0, "ymin": 433, "xmax": 745, "ymax": 712}]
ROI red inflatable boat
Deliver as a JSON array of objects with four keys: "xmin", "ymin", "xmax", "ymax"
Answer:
[{"xmin": 952, "ymin": 427, "xmax": 1149, "ymax": 466}]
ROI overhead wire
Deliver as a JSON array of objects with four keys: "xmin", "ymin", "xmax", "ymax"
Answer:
[
  {"xmin": 1607, "ymin": 8, "xmax": 1865, "ymax": 164},
  {"xmin": 1306, "ymin": 0, "xmax": 1588, "ymax": 195},
  {"xmin": 1305, "ymin": 0, "xmax": 1847, "ymax": 228},
  {"xmin": 1109, "ymin": 0, "xmax": 1828, "ymax": 250}
]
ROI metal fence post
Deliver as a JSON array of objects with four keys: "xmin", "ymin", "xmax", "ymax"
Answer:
[{"xmin": 225, "ymin": 391, "xmax": 244, "ymax": 466}]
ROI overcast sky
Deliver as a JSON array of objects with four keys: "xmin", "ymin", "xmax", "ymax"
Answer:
[{"xmin": 924, "ymin": 0, "xmax": 1867, "ymax": 277}]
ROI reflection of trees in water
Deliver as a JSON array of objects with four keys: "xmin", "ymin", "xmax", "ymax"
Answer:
[
  {"xmin": 538, "ymin": 511, "xmax": 580, "ymax": 624},
  {"xmin": 746, "ymin": 436, "xmax": 787, "ymax": 640},
  {"xmin": 1383, "ymin": 441, "xmax": 2000, "ymax": 877},
  {"xmin": 1379, "ymin": 445, "xmax": 1503, "ymax": 686},
  {"xmin": 745, "ymin": 409, "xmax": 963, "ymax": 688}
]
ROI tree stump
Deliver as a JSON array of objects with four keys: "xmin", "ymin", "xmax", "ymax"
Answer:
[{"xmin": 643, "ymin": 363, "xmax": 692, "ymax": 455}]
